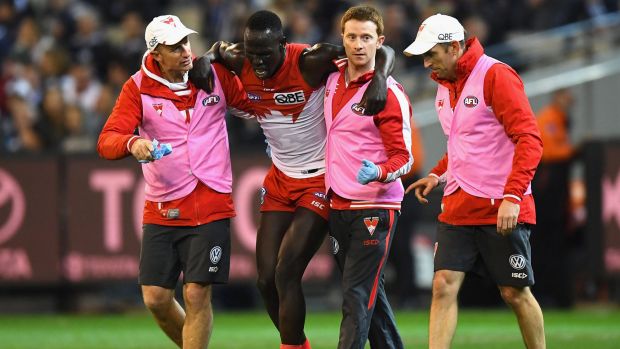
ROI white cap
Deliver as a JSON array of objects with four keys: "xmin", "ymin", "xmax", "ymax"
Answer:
[
  {"xmin": 144, "ymin": 15, "xmax": 197, "ymax": 52},
  {"xmin": 404, "ymin": 14, "xmax": 464, "ymax": 56}
]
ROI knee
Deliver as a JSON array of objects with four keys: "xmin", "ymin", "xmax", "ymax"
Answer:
[
  {"xmin": 500, "ymin": 286, "xmax": 529, "ymax": 307},
  {"xmin": 184, "ymin": 283, "xmax": 211, "ymax": 310},
  {"xmin": 431, "ymin": 273, "xmax": 460, "ymax": 300},
  {"xmin": 142, "ymin": 287, "xmax": 173, "ymax": 313},
  {"xmin": 256, "ymin": 268, "xmax": 276, "ymax": 295}
]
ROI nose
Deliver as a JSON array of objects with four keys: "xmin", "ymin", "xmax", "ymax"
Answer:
[
  {"xmin": 354, "ymin": 38, "xmax": 363, "ymax": 50},
  {"xmin": 181, "ymin": 43, "xmax": 191, "ymax": 57}
]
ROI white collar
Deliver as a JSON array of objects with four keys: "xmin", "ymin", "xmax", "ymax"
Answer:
[{"xmin": 141, "ymin": 51, "xmax": 189, "ymax": 91}]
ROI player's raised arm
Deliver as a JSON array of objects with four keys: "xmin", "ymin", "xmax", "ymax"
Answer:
[
  {"xmin": 189, "ymin": 41, "xmax": 246, "ymax": 92},
  {"xmin": 298, "ymin": 43, "xmax": 344, "ymax": 87},
  {"xmin": 299, "ymin": 42, "xmax": 394, "ymax": 116},
  {"xmin": 361, "ymin": 45, "xmax": 395, "ymax": 115}
]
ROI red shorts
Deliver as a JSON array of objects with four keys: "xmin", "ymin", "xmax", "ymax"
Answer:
[{"xmin": 260, "ymin": 165, "xmax": 329, "ymax": 220}]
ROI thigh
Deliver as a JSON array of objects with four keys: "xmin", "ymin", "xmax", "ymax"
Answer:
[
  {"xmin": 277, "ymin": 207, "xmax": 327, "ymax": 269},
  {"xmin": 342, "ymin": 209, "xmax": 398, "ymax": 302},
  {"xmin": 476, "ymin": 224, "xmax": 535, "ymax": 287},
  {"xmin": 178, "ymin": 219, "xmax": 231, "ymax": 285},
  {"xmin": 139, "ymin": 224, "xmax": 182, "ymax": 289},
  {"xmin": 256, "ymin": 211, "xmax": 294, "ymax": 275},
  {"xmin": 434, "ymin": 223, "xmax": 479, "ymax": 273}
]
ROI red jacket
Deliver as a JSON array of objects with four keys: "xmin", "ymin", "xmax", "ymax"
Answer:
[
  {"xmin": 329, "ymin": 66, "xmax": 412, "ymax": 210},
  {"xmin": 98, "ymin": 55, "xmax": 252, "ymax": 226},
  {"xmin": 430, "ymin": 38, "xmax": 542, "ymax": 225}
]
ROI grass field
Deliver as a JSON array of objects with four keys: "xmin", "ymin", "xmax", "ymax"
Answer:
[{"xmin": 0, "ymin": 308, "xmax": 619, "ymax": 348}]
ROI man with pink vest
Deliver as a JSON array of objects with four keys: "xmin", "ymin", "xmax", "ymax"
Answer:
[
  {"xmin": 324, "ymin": 6, "xmax": 412, "ymax": 349},
  {"xmin": 404, "ymin": 14, "xmax": 546, "ymax": 349},
  {"xmin": 97, "ymin": 15, "xmax": 256, "ymax": 349}
]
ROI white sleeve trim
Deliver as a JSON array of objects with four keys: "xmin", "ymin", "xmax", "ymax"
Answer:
[
  {"xmin": 429, "ymin": 172, "xmax": 447, "ymax": 184},
  {"xmin": 126, "ymin": 135, "xmax": 140, "ymax": 152},
  {"xmin": 381, "ymin": 83, "xmax": 412, "ymax": 183},
  {"xmin": 503, "ymin": 194, "xmax": 522, "ymax": 202}
]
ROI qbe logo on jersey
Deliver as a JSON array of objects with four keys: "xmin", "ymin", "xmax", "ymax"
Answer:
[{"xmin": 274, "ymin": 90, "xmax": 305, "ymax": 105}]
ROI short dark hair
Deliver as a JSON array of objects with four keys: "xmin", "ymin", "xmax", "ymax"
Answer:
[
  {"xmin": 340, "ymin": 5, "xmax": 384, "ymax": 36},
  {"xmin": 246, "ymin": 10, "xmax": 283, "ymax": 33}
]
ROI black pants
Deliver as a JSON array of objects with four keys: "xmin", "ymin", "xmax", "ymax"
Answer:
[{"xmin": 329, "ymin": 208, "xmax": 403, "ymax": 349}]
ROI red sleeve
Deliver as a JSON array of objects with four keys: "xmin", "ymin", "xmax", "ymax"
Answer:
[
  {"xmin": 97, "ymin": 78, "xmax": 143, "ymax": 160},
  {"xmin": 430, "ymin": 153, "xmax": 448, "ymax": 178},
  {"xmin": 212, "ymin": 63, "xmax": 256, "ymax": 114},
  {"xmin": 373, "ymin": 88, "xmax": 412, "ymax": 182},
  {"xmin": 484, "ymin": 64, "xmax": 543, "ymax": 200}
]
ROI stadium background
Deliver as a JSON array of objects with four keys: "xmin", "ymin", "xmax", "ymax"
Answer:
[{"xmin": 1, "ymin": 0, "xmax": 620, "ymax": 347}]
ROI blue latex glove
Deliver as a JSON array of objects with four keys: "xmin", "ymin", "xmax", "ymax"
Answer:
[
  {"xmin": 139, "ymin": 139, "xmax": 172, "ymax": 163},
  {"xmin": 356, "ymin": 159, "xmax": 379, "ymax": 184}
]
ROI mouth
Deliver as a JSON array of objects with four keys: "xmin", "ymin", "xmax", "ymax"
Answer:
[{"xmin": 254, "ymin": 68, "xmax": 269, "ymax": 78}]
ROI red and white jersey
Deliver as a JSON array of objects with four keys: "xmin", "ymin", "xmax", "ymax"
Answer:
[{"xmin": 233, "ymin": 43, "xmax": 327, "ymax": 178}]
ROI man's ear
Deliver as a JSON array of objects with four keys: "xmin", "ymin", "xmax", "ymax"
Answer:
[
  {"xmin": 377, "ymin": 35, "xmax": 385, "ymax": 48},
  {"xmin": 150, "ymin": 50, "xmax": 161, "ymax": 63},
  {"xmin": 450, "ymin": 41, "xmax": 461, "ymax": 54}
]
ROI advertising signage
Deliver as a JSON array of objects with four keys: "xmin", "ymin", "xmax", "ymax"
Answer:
[
  {"xmin": 1, "ymin": 152, "xmax": 334, "ymax": 285},
  {"xmin": 0, "ymin": 158, "xmax": 61, "ymax": 284}
]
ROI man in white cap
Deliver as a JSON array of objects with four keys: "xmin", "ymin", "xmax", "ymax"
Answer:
[
  {"xmin": 404, "ymin": 14, "xmax": 547, "ymax": 349},
  {"xmin": 98, "ymin": 15, "xmax": 258, "ymax": 348}
]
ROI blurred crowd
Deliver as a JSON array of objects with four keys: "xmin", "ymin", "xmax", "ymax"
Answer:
[{"xmin": 1, "ymin": 0, "xmax": 617, "ymax": 154}]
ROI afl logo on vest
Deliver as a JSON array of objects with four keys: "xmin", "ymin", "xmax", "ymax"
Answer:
[
  {"xmin": 463, "ymin": 95, "xmax": 478, "ymax": 108},
  {"xmin": 202, "ymin": 95, "xmax": 220, "ymax": 106},
  {"xmin": 351, "ymin": 103, "xmax": 366, "ymax": 116}
]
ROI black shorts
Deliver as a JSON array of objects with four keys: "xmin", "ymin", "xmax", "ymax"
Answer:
[
  {"xmin": 434, "ymin": 222, "xmax": 535, "ymax": 287},
  {"xmin": 139, "ymin": 219, "xmax": 231, "ymax": 288}
]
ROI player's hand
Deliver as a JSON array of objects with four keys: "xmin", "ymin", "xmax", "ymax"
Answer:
[
  {"xmin": 130, "ymin": 138, "xmax": 154, "ymax": 162},
  {"xmin": 405, "ymin": 176, "xmax": 439, "ymax": 204},
  {"xmin": 189, "ymin": 55, "xmax": 214, "ymax": 93},
  {"xmin": 497, "ymin": 199, "xmax": 520, "ymax": 235},
  {"xmin": 359, "ymin": 73, "xmax": 387, "ymax": 115},
  {"xmin": 356, "ymin": 160, "xmax": 379, "ymax": 184}
]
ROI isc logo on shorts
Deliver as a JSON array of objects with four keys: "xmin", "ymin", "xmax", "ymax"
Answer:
[{"xmin": 274, "ymin": 91, "xmax": 305, "ymax": 105}]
